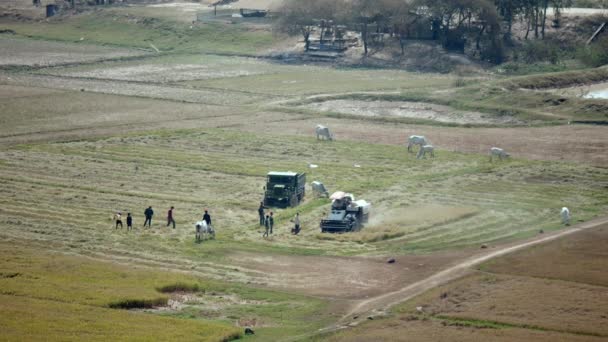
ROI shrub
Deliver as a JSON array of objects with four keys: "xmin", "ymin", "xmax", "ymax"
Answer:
[
  {"xmin": 518, "ymin": 40, "xmax": 561, "ymax": 64},
  {"xmin": 157, "ymin": 282, "xmax": 202, "ymax": 293},
  {"xmin": 572, "ymin": 0, "xmax": 608, "ymax": 8},
  {"xmin": 108, "ymin": 297, "xmax": 168, "ymax": 309},
  {"xmin": 577, "ymin": 36, "xmax": 608, "ymax": 67},
  {"xmin": 453, "ymin": 77, "xmax": 468, "ymax": 87},
  {"xmin": 497, "ymin": 62, "xmax": 568, "ymax": 75}
]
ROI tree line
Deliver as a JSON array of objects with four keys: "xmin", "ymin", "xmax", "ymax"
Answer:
[{"xmin": 275, "ymin": 0, "xmax": 574, "ymax": 64}]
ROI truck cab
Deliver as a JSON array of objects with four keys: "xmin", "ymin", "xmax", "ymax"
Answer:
[{"xmin": 263, "ymin": 171, "xmax": 306, "ymax": 208}]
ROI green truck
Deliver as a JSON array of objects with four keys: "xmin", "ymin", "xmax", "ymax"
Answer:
[{"xmin": 263, "ymin": 171, "xmax": 306, "ymax": 208}]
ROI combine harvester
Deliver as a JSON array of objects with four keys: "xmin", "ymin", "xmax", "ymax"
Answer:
[{"xmin": 320, "ymin": 191, "xmax": 370, "ymax": 233}]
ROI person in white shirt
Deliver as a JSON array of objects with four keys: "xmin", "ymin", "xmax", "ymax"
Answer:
[{"xmin": 292, "ymin": 212, "xmax": 301, "ymax": 235}]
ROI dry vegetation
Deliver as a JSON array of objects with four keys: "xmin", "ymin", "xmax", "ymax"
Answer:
[
  {"xmin": 321, "ymin": 223, "xmax": 608, "ymax": 341},
  {"xmin": 0, "ymin": 3, "xmax": 606, "ymax": 341},
  {"xmin": 481, "ymin": 222, "xmax": 608, "ymax": 286},
  {"xmin": 0, "ymin": 36, "xmax": 146, "ymax": 67}
]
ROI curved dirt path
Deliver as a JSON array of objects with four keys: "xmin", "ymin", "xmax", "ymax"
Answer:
[{"xmin": 302, "ymin": 215, "xmax": 608, "ymax": 340}]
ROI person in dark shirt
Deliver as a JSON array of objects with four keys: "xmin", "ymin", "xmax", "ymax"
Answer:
[
  {"xmin": 167, "ymin": 206, "xmax": 175, "ymax": 229},
  {"xmin": 126, "ymin": 213, "xmax": 133, "ymax": 231},
  {"xmin": 258, "ymin": 202, "xmax": 266, "ymax": 226},
  {"xmin": 203, "ymin": 210, "xmax": 211, "ymax": 226},
  {"xmin": 144, "ymin": 206, "xmax": 153, "ymax": 228}
]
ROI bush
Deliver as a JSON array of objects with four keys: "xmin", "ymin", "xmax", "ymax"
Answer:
[
  {"xmin": 572, "ymin": 0, "xmax": 608, "ymax": 8},
  {"xmin": 577, "ymin": 36, "xmax": 608, "ymax": 67},
  {"xmin": 481, "ymin": 38, "xmax": 506, "ymax": 64},
  {"xmin": 517, "ymin": 40, "xmax": 562, "ymax": 64},
  {"xmin": 497, "ymin": 62, "xmax": 568, "ymax": 75}
]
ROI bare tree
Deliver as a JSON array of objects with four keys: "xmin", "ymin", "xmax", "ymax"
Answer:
[
  {"xmin": 275, "ymin": 0, "xmax": 344, "ymax": 52},
  {"xmin": 348, "ymin": 0, "xmax": 393, "ymax": 55}
]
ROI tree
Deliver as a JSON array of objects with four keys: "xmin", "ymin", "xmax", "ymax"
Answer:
[
  {"xmin": 389, "ymin": 1, "xmax": 418, "ymax": 54},
  {"xmin": 551, "ymin": 0, "xmax": 573, "ymax": 28},
  {"xmin": 350, "ymin": 0, "xmax": 383, "ymax": 55},
  {"xmin": 275, "ymin": 0, "xmax": 344, "ymax": 51},
  {"xmin": 494, "ymin": 0, "xmax": 523, "ymax": 41}
]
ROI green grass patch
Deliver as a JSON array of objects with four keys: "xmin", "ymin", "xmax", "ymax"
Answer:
[
  {"xmin": 501, "ymin": 66, "xmax": 608, "ymax": 90},
  {"xmin": 189, "ymin": 68, "xmax": 453, "ymax": 96},
  {"xmin": 0, "ymin": 295, "xmax": 241, "ymax": 342},
  {"xmin": 0, "ymin": 11, "xmax": 273, "ymax": 54},
  {"xmin": 0, "ymin": 240, "xmax": 331, "ymax": 340}
]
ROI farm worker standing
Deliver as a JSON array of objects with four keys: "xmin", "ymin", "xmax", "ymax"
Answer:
[
  {"xmin": 203, "ymin": 210, "xmax": 211, "ymax": 227},
  {"xmin": 167, "ymin": 206, "xmax": 176, "ymax": 229},
  {"xmin": 263, "ymin": 214, "xmax": 270, "ymax": 237},
  {"xmin": 126, "ymin": 213, "xmax": 133, "ymax": 231},
  {"xmin": 143, "ymin": 206, "xmax": 154, "ymax": 228},
  {"xmin": 292, "ymin": 212, "xmax": 301, "ymax": 235},
  {"xmin": 258, "ymin": 202, "xmax": 266, "ymax": 226},
  {"xmin": 269, "ymin": 211, "xmax": 274, "ymax": 234},
  {"xmin": 114, "ymin": 212, "xmax": 123, "ymax": 229}
]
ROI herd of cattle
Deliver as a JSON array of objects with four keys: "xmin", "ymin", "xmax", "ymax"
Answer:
[
  {"xmin": 315, "ymin": 124, "xmax": 510, "ymax": 161},
  {"xmin": 314, "ymin": 124, "xmax": 571, "ymax": 226}
]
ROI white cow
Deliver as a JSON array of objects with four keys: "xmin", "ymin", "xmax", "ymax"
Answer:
[
  {"xmin": 311, "ymin": 181, "xmax": 329, "ymax": 197},
  {"xmin": 489, "ymin": 147, "xmax": 510, "ymax": 161},
  {"xmin": 560, "ymin": 207, "xmax": 571, "ymax": 225},
  {"xmin": 195, "ymin": 220, "xmax": 215, "ymax": 242},
  {"xmin": 315, "ymin": 125, "xmax": 334, "ymax": 141},
  {"xmin": 407, "ymin": 135, "xmax": 427, "ymax": 153},
  {"xmin": 416, "ymin": 144, "xmax": 435, "ymax": 159}
]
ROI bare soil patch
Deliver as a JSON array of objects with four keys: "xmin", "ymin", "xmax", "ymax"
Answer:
[
  {"xmin": 141, "ymin": 291, "xmax": 269, "ymax": 324},
  {"xmin": 228, "ymin": 251, "xmax": 466, "ymax": 299},
  {"xmin": 549, "ymin": 81, "xmax": 608, "ymax": 99},
  {"xmin": 0, "ymin": 36, "xmax": 146, "ymax": 67},
  {"xmin": 0, "ymin": 73, "xmax": 271, "ymax": 105},
  {"xmin": 304, "ymin": 100, "xmax": 522, "ymax": 125},
  {"xmin": 59, "ymin": 63, "xmax": 266, "ymax": 83}
]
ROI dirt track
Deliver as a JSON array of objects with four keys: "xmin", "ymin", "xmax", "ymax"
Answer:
[
  {"xmin": 306, "ymin": 215, "xmax": 608, "ymax": 340},
  {"xmin": 228, "ymin": 251, "xmax": 468, "ymax": 300}
]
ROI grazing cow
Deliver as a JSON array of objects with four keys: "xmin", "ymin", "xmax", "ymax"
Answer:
[
  {"xmin": 195, "ymin": 220, "xmax": 215, "ymax": 242},
  {"xmin": 311, "ymin": 181, "xmax": 329, "ymax": 197},
  {"xmin": 489, "ymin": 147, "xmax": 510, "ymax": 161},
  {"xmin": 407, "ymin": 135, "xmax": 427, "ymax": 153},
  {"xmin": 560, "ymin": 207, "xmax": 571, "ymax": 225},
  {"xmin": 315, "ymin": 125, "xmax": 334, "ymax": 141},
  {"xmin": 416, "ymin": 144, "xmax": 435, "ymax": 159}
]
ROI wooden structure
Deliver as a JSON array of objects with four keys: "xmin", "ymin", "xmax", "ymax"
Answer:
[{"xmin": 587, "ymin": 22, "xmax": 607, "ymax": 45}]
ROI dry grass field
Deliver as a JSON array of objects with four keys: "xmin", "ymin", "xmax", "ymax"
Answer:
[
  {"xmin": 0, "ymin": 3, "xmax": 607, "ymax": 341},
  {"xmin": 0, "ymin": 36, "xmax": 146, "ymax": 67},
  {"xmin": 481, "ymin": 222, "xmax": 608, "ymax": 286},
  {"xmin": 321, "ymin": 223, "xmax": 608, "ymax": 341}
]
